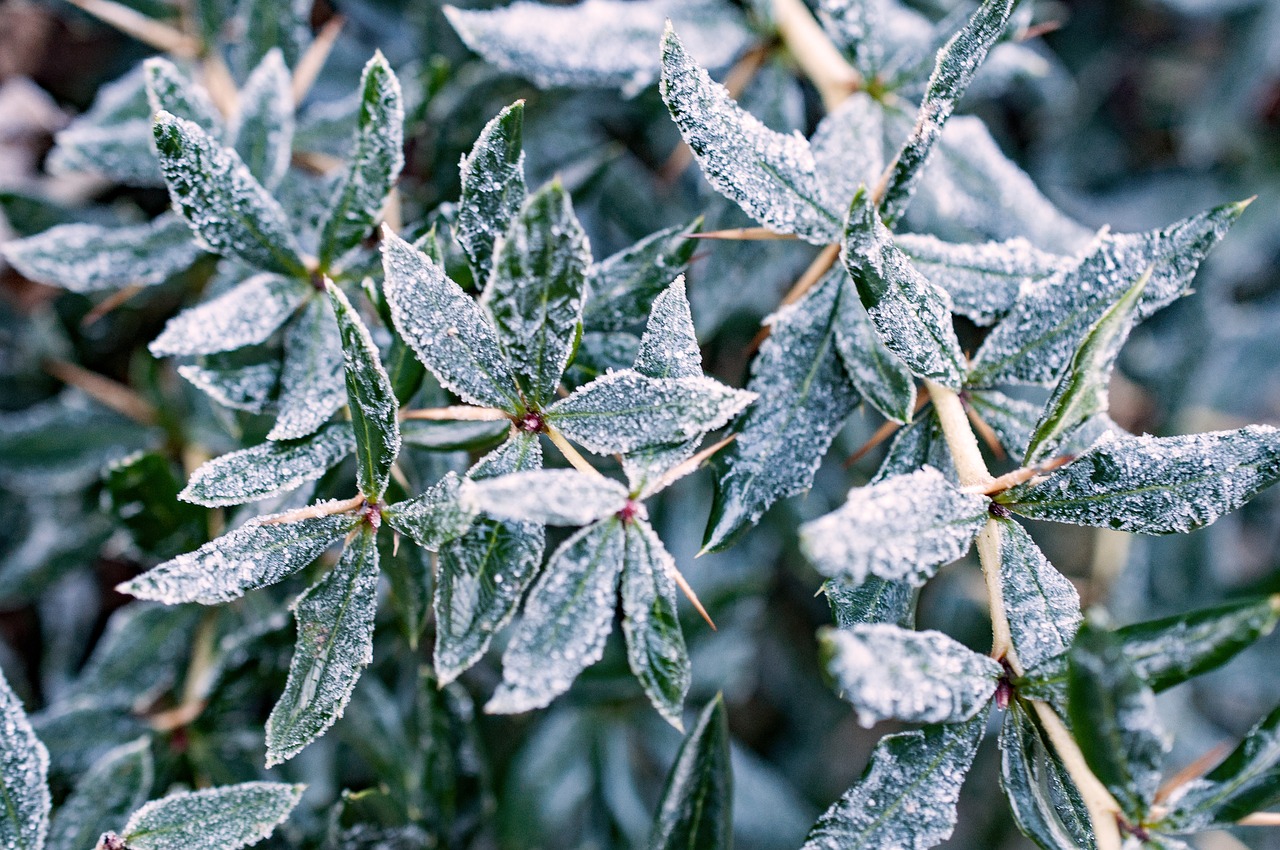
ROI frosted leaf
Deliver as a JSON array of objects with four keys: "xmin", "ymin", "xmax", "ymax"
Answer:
[
  {"xmin": 1000, "ymin": 702, "xmax": 1095, "ymax": 850},
  {"xmin": 47, "ymin": 65, "xmax": 162, "ymax": 185},
  {"xmin": 318, "ymin": 53, "xmax": 404, "ymax": 269},
  {"xmin": 434, "ymin": 435, "xmax": 545, "ymax": 685},
  {"xmin": 964, "ymin": 390, "xmax": 1041, "ymax": 459},
  {"xmin": 995, "ymin": 519, "xmax": 1080, "ymax": 670},
  {"xmin": 817, "ymin": 0, "xmax": 887, "ymax": 75},
  {"xmin": 178, "ymin": 361, "xmax": 279, "ymax": 413},
  {"xmin": 119, "ymin": 782, "xmax": 304, "ymax": 850},
  {"xmin": 833, "ymin": 269, "xmax": 916, "ymax": 423},
  {"xmin": 702, "ymin": 275, "xmax": 860, "ymax": 552},
  {"xmin": 0, "ymin": 667, "xmax": 50, "ymax": 850},
  {"xmin": 483, "ymin": 181, "xmax": 590, "ymax": 406},
  {"xmin": 143, "ymin": 58, "xmax": 223, "ymax": 136},
  {"xmin": 648, "ymin": 696, "xmax": 731, "ymax": 847},
  {"xmin": 150, "ymin": 272, "xmax": 306, "ymax": 357},
  {"xmin": 843, "ymin": 187, "xmax": 966, "ymax": 388},
  {"xmin": 119, "ymin": 511, "xmax": 357, "ymax": 604},
  {"xmin": 584, "ymin": 222, "xmax": 700, "ymax": 332},
  {"xmin": 266, "ymin": 526, "xmax": 379, "ymax": 766},
  {"xmin": 232, "ymin": 49, "xmax": 294, "ymax": 191},
  {"xmin": 620, "ymin": 519, "xmax": 690, "ymax": 728},
  {"xmin": 446, "ymin": 0, "xmax": 751, "ymax": 97},
  {"xmin": 47, "ymin": 738, "xmax": 151, "ymax": 850},
  {"xmin": 269, "ymin": 295, "xmax": 346, "ymax": 440},
  {"xmin": 488, "ymin": 519, "xmax": 626, "ymax": 714},
  {"xmin": 800, "ymin": 467, "xmax": 987, "ymax": 586},
  {"xmin": 153, "ymin": 112, "xmax": 308, "ymax": 277},
  {"xmin": 661, "ymin": 25, "xmax": 840, "ymax": 244},
  {"xmin": 894, "ymin": 232, "xmax": 1068, "ymax": 326},
  {"xmin": 457, "ymin": 101, "xmax": 526, "ymax": 279},
  {"xmin": 547, "ymin": 370, "xmax": 755, "ymax": 455},
  {"xmin": 801, "ymin": 709, "xmax": 987, "ymax": 849},
  {"xmin": 2, "ymin": 213, "xmax": 202, "ymax": 293},
  {"xmin": 180, "ymin": 423, "xmax": 356, "ymax": 507},
  {"xmin": 823, "ymin": 576, "xmax": 914, "ymax": 628},
  {"xmin": 811, "ymin": 93, "xmax": 886, "ymax": 215},
  {"xmin": 462, "ymin": 469, "xmax": 629, "ymax": 526},
  {"xmin": 386, "ymin": 472, "xmax": 476, "ymax": 551},
  {"xmin": 872, "ymin": 407, "xmax": 955, "ymax": 484},
  {"xmin": 1003, "ymin": 426, "xmax": 1280, "ymax": 534},
  {"xmin": 231, "ymin": 0, "xmax": 311, "ymax": 76},
  {"xmin": 381, "ymin": 230, "xmax": 522, "ymax": 411}
]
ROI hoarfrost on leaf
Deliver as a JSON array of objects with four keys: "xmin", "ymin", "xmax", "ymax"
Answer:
[
  {"xmin": 823, "ymin": 576, "xmax": 915, "ymax": 629},
  {"xmin": 620, "ymin": 519, "xmax": 690, "ymax": 727},
  {"xmin": 385, "ymin": 472, "xmax": 476, "ymax": 552},
  {"xmin": 810, "ymin": 93, "xmax": 887, "ymax": 214},
  {"xmin": 456, "ymin": 101, "xmax": 526, "ymax": 278},
  {"xmin": 269, "ymin": 295, "xmax": 347, "ymax": 441},
  {"xmin": 144, "ymin": 58, "xmax": 223, "ymax": 136},
  {"xmin": 462, "ymin": 469, "xmax": 630, "ymax": 526},
  {"xmin": 179, "ymin": 423, "xmax": 356, "ymax": 507},
  {"xmin": 232, "ymin": 48, "xmax": 294, "ymax": 192},
  {"xmin": 46, "ymin": 738, "xmax": 151, "ymax": 850},
  {"xmin": 178, "ymin": 361, "xmax": 279, "ymax": 414},
  {"xmin": 833, "ymin": 269, "xmax": 917, "ymax": 423},
  {"xmin": 999, "ymin": 701, "xmax": 1095, "ymax": 850},
  {"xmin": 149, "ymin": 273, "xmax": 306, "ymax": 357},
  {"xmin": 0, "ymin": 667, "xmax": 50, "ymax": 850},
  {"xmin": 994, "ymin": 519, "xmax": 1081, "ymax": 670},
  {"xmin": 119, "ymin": 781, "xmax": 304, "ymax": 850},
  {"xmin": 584, "ymin": 223, "xmax": 700, "ymax": 333}
]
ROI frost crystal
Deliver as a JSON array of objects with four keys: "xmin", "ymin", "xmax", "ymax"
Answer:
[
  {"xmin": 48, "ymin": 64, "xmax": 162, "ymax": 186},
  {"xmin": 149, "ymin": 273, "xmax": 306, "ymax": 357},
  {"xmin": 178, "ymin": 361, "xmax": 279, "ymax": 414},
  {"xmin": 144, "ymin": 58, "xmax": 223, "ymax": 135},
  {"xmin": 824, "ymin": 576, "xmax": 915, "ymax": 629},
  {"xmin": 180, "ymin": 423, "xmax": 356, "ymax": 507},
  {"xmin": 833, "ymin": 270, "xmax": 916, "ymax": 423},
  {"xmin": 995, "ymin": 520, "xmax": 1081, "ymax": 670},
  {"xmin": 462, "ymin": 469, "xmax": 630, "ymax": 526},
  {"xmin": 121, "ymin": 782, "xmax": 304, "ymax": 850},
  {"xmin": 0, "ymin": 668, "xmax": 50, "ymax": 850},
  {"xmin": 457, "ymin": 101, "xmax": 526, "ymax": 278},
  {"xmin": 584, "ymin": 224, "xmax": 699, "ymax": 332},
  {"xmin": 386, "ymin": 472, "xmax": 476, "ymax": 551}
]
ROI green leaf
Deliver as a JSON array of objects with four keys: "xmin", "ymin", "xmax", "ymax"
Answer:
[
  {"xmin": 326, "ymin": 282, "xmax": 400, "ymax": 501},
  {"xmin": 463, "ymin": 469, "xmax": 630, "ymax": 526},
  {"xmin": 178, "ymin": 358, "xmax": 277, "ymax": 413},
  {"xmin": 266, "ymin": 525, "xmax": 380, "ymax": 766},
  {"xmin": 484, "ymin": 180, "xmax": 591, "ymax": 406},
  {"xmin": 1, "ymin": 213, "xmax": 202, "ymax": 293},
  {"xmin": 61, "ymin": 603, "xmax": 202, "ymax": 710},
  {"xmin": 823, "ymin": 576, "xmax": 915, "ymax": 629},
  {"xmin": 833, "ymin": 270, "xmax": 917, "ymax": 423},
  {"xmin": 965, "ymin": 389, "xmax": 1042, "ymax": 458},
  {"xmin": 1003, "ymin": 425, "xmax": 1280, "ymax": 534},
  {"xmin": 1067, "ymin": 623, "xmax": 1169, "ymax": 820},
  {"xmin": 621, "ymin": 519, "xmax": 691, "ymax": 728},
  {"xmin": 487, "ymin": 518, "xmax": 626, "ymax": 714},
  {"xmin": 318, "ymin": 52, "xmax": 404, "ymax": 269},
  {"xmin": 801, "ymin": 467, "xmax": 988, "ymax": 586},
  {"xmin": 268, "ymin": 294, "xmax": 347, "ymax": 440},
  {"xmin": 999, "ymin": 701, "xmax": 1095, "ymax": 850},
  {"xmin": 153, "ymin": 111, "xmax": 308, "ymax": 277},
  {"xmin": 646, "ymin": 695, "xmax": 732, "ymax": 850},
  {"xmin": 994, "ymin": 519, "xmax": 1081, "ymax": 671},
  {"xmin": 180, "ymin": 423, "xmax": 356, "ymax": 507},
  {"xmin": 400, "ymin": 416, "xmax": 510, "ymax": 452},
  {"xmin": 456, "ymin": 101, "xmax": 526, "ymax": 279},
  {"xmin": 104, "ymin": 453, "xmax": 205, "ymax": 558},
  {"xmin": 385, "ymin": 472, "xmax": 475, "ymax": 551},
  {"xmin": 381, "ymin": 229, "xmax": 522, "ymax": 411},
  {"xmin": 800, "ymin": 709, "xmax": 988, "ymax": 850},
  {"xmin": 584, "ymin": 221, "xmax": 701, "ymax": 332},
  {"xmin": 143, "ymin": 58, "xmax": 223, "ymax": 135},
  {"xmin": 0, "ymin": 667, "xmax": 50, "ymax": 850},
  {"xmin": 232, "ymin": 48, "xmax": 294, "ymax": 192},
  {"xmin": 150, "ymin": 272, "xmax": 307, "ymax": 357},
  {"xmin": 811, "ymin": 93, "xmax": 887, "ymax": 215},
  {"xmin": 872, "ymin": 407, "xmax": 955, "ymax": 484},
  {"xmin": 119, "ymin": 512, "xmax": 358, "ymax": 604},
  {"xmin": 843, "ymin": 187, "xmax": 966, "ymax": 388},
  {"xmin": 118, "ymin": 782, "xmax": 304, "ymax": 850},
  {"xmin": 47, "ymin": 739, "xmax": 152, "ymax": 850},
  {"xmin": 821, "ymin": 624, "xmax": 1000, "ymax": 726},
  {"xmin": 232, "ymin": 0, "xmax": 310, "ymax": 74},
  {"xmin": 48, "ymin": 66, "xmax": 162, "ymax": 186}
]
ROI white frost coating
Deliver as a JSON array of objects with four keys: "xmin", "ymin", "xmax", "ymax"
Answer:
[
  {"xmin": 457, "ymin": 101, "xmax": 526, "ymax": 277},
  {"xmin": 817, "ymin": 0, "xmax": 886, "ymax": 72},
  {"xmin": 810, "ymin": 93, "xmax": 886, "ymax": 215},
  {"xmin": 661, "ymin": 26, "xmax": 839, "ymax": 244},
  {"xmin": 180, "ymin": 423, "xmax": 356, "ymax": 507},
  {"xmin": 269, "ymin": 295, "xmax": 346, "ymax": 440},
  {"xmin": 833, "ymin": 270, "xmax": 916, "ymax": 423},
  {"xmin": 232, "ymin": 48, "xmax": 295, "ymax": 191},
  {"xmin": 822, "ymin": 624, "xmax": 1000, "ymax": 727},
  {"xmin": 47, "ymin": 119, "xmax": 161, "ymax": 186},
  {"xmin": 178, "ymin": 362, "xmax": 279, "ymax": 413},
  {"xmin": 996, "ymin": 520, "xmax": 1081, "ymax": 670},
  {"xmin": 801, "ymin": 466, "xmax": 988, "ymax": 586},
  {"xmin": 150, "ymin": 272, "xmax": 306, "ymax": 357},
  {"xmin": 386, "ymin": 472, "xmax": 476, "ymax": 551},
  {"xmin": 121, "ymin": 782, "xmax": 304, "ymax": 850},
  {"xmin": 2, "ymin": 213, "xmax": 202, "ymax": 293},
  {"xmin": 446, "ymin": 0, "xmax": 751, "ymax": 97},
  {"xmin": 0, "ymin": 668, "xmax": 51, "ymax": 850},
  {"xmin": 487, "ymin": 520, "xmax": 626, "ymax": 714},
  {"xmin": 633, "ymin": 277, "xmax": 702, "ymax": 380},
  {"xmin": 620, "ymin": 519, "xmax": 690, "ymax": 727},
  {"xmin": 462, "ymin": 469, "xmax": 629, "ymax": 526}
]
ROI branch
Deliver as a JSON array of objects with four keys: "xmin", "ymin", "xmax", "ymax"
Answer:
[{"xmin": 770, "ymin": 0, "xmax": 861, "ymax": 110}]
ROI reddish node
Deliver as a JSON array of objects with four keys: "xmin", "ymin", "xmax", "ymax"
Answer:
[
  {"xmin": 617, "ymin": 501, "xmax": 640, "ymax": 524},
  {"xmin": 517, "ymin": 410, "xmax": 544, "ymax": 432}
]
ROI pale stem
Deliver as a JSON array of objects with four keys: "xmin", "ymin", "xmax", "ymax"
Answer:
[
  {"xmin": 400, "ymin": 405, "xmax": 509, "ymax": 421},
  {"xmin": 44, "ymin": 358, "xmax": 158, "ymax": 425},
  {"xmin": 292, "ymin": 14, "xmax": 345, "ymax": 104},
  {"xmin": 780, "ymin": 242, "xmax": 842, "ymax": 307},
  {"xmin": 1240, "ymin": 812, "xmax": 1280, "ymax": 827},
  {"xmin": 261, "ymin": 494, "xmax": 366, "ymax": 525},
  {"xmin": 200, "ymin": 53, "xmax": 239, "ymax": 117},
  {"xmin": 771, "ymin": 0, "xmax": 862, "ymax": 111},
  {"xmin": 1033, "ymin": 701, "xmax": 1125, "ymax": 850},
  {"xmin": 690, "ymin": 227, "xmax": 799, "ymax": 241},
  {"xmin": 65, "ymin": 0, "xmax": 200, "ymax": 56},
  {"xmin": 545, "ymin": 427, "xmax": 603, "ymax": 478}
]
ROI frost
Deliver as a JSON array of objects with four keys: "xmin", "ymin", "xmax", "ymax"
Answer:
[
  {"xmin": 47, "ymin": 738, "xmax": 151, "ymax": 850},
  {"xmin": 457, "ymin": 101, "xmax": 526, "ymax": 278},
  {"xmin": 0, "ymin": 668, "xmax": 50, "ymax": 850},
  {"xmin": 810, "ymin": 93, "xmax": 887, "ymax": 214},
  {"xmin": 48, "ymin": 65, "xmax": 162, "ymax": 185},
  {"xmin": 965, "ymin": 389, "xmax": 1042, "ymax": 459},
  {"xmin": 462, "ymin": 469, "xmax": 630, "ymax": 526},
  {"xmin": 1004, "ymin": 425, "xmax": 1280, "ymax": 534},
  {"xmin": 487, "ymin": 519, "xmax": 626, "ymax": 714},
  {"xmin": 386, "ymin": 472, "xmax": 476, "ymax": 551},
  {"xmin": 150, "ymin": 273, "xmax": 306, "ymax": 357},
  {"xmin": 180, "ymin": 423, "xmax": 356, "ymax": 507},
  {"xmin": 584, "ymin": 223, "xmax": 699, "ymax": 332},
  {"xmin": 823, "ymin": 576, "xmax": 915, "ymax": 628},
  {"xmin": 120, "ymin": 782, "xmax": 304, "ymax": 850},
  {"xmin": 1000, "ymin": 703, "xmax": 1095, "ymax": 850},
  {"xmin": 232, "ymin": 49, "xmax": 294, "ymax": 192},
  {"xmin": 178, "ymin": 361, "xmax": 279, "ymax": 414},
  {"xmin": 266, "ymin": 528, "xmax": 379, "ymax": 766},
  {"xmin": 269, "ymin": 295, "xmax": 347, "ymax": 441},
  {"xmin": 821, "ymin": 624, "xmax": 1000, "ymax": 726},
  {"xmin": 447, "ymin": 0, "xmax": 751, "ymax": 97},
  {"xmin": 872, "ymin": 408, "xmax": 955, "ymax": 484},
  {"xmin": 817, "ymin": 0, "xmax": 887, "ymax": 75},
  {"xmin": 633, "ymin": 277, "xmax": 702, "ymax": 381},
  {"xmin": 120, "ymin": 511, "xmax": 357, "ymax": 604},
  {"xmin": 995, "ymin": 520, "xmax": 1081, "ymax": 670},
  {"xmin": 833, "ymin": 270, "xmax": 916, "ymax": 423},
  {"xmin": 802, "ymin": 467, "xmax": 987, "ymax": 586},
  {"xmin": 144, "ymin": 58, "xmax": 223, "ymax": 135},
  {"xmin": 2, "ymin": 213, "xmax": 202, "ymax": 293},
  {"xmin": 621, "ymin": 520, "xmax": 690, "ymax": 728}
]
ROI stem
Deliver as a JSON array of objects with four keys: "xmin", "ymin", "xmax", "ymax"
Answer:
[
  {"xmin": 923, "ymin": 381, "xmax": 990, "ymax": 487},
  {"xmin": 770, "ymin": 0, "xmax": 862, "ymax": 110},
  {"xmin": 44, "ymin": 358, "xmax": 158, "ymax": 425},
  {"xmin": 400, "ymin": 405, "xmax": 508, "ymax": 421},
  {"xmin": 292, "ymin": 14, "xmax": 345, "ymax": 104},
  {"xmin": 1033, "ymin": 701, "xmax": 1124, "ymax": 850},
  {"xmin": 260, "ymin": 494, "xmax": 366, "ymax": 525},
  {"xmin": 1240, "ymin": 812, "xmax": 1280, "ymax": 827},
  {"xmin": 545, "ymin": 427, "xmax": 602, "ymax": 478},
  {"xmin": 64, "ymin": 0, "xmax": 200, "ymax": 55}
]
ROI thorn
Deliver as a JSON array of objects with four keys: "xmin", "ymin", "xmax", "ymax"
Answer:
[
  {"xmin": 689, "ymin": 227, "xmax": 798, "ymax": 242},
  {"xmin": 965, "ymin": 401, "xmax": 1006, "ymax": 461},
  {"xmin": 292, "ymin": 14, "xmax": 345, "ymax": 104},
  {"xmin": 81, "ymin": 283, "xmax": 144, "ymax": 328},
  {"xmin": 1239, "ymin": 812, "xmax": 1280, "ymax": 827},
  {"xmin": 1155, "ymin": 742, "xmax": 1233, "ymax": 803},
  {"xmin": 962, "ymin": 454, "xmax": 1075, "ymax": 496},
  {"xmin": 648, "ymin": 434, "xmax": 737, "ymax": 495},
  {"xmin": 400, "ymin": 405, "xmax": 509, "ymax": 421},
  {"xmin": 667, "ymin": 563, "xmax": 716, "ymax": 631},
  {"xmin": 43, "ymin": 358, "xmax": 158, "ymax": 425}
]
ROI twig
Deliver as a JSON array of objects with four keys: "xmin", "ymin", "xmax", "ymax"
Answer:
[
  {"xmin": 81, "ymin": 283, "xmax": 143, "ymax": 327},
  {"xmin": 545, "ymin": 427, "xmax": 603, "ymax": 478},
  {"xmin": 1155, "ymin": 742, "xmax": 1233, "ymax": 804},
  {"xmin": 961, "ymin": 453, "xmax": 1074, "ymax": 496},
  {"xmin": 400, "ymin": 405, "xmax": 508, "ymax": 421},
  {"xmin": 1240, "ymin": 812, "xmax": 1280, "ymax": 827},
  {"xmin": 44, "ymin": 358, "xmax": 158, "ymax": 425},
  {"xmin": 261, "ymin": 494, "xmax": 366, "ymax": 525},
  {"xmin": 292, "ymin": 14, "xmax": 345, "ymax": 105},
  {"xmin": 63, "ymin": 0, "xmax": 200, "ymax": 56},
  {"xmin": 690, "ymin": 227, "xmax": 799, "ymax": 242},
  {"xmin": 771, "ymin": 0, "xmax": 861, "ymax": 110},
  {"xmin": 781, "ymin": 242, "xmax": 842, "ymax": 307}
]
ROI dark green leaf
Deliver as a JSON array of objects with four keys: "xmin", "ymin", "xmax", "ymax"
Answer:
[
  {"xmin": 386, "ymin": 471, "xmax": 474, "ymax": 550},
  {"xmin": 833, "ymin": 270, "xmax": 916, "ymax": 423},
  {"xmin": 622, "ymin": 519, "xmax": 691, "ymax": 728},
  {"xmin": 966, "ymin": 389, "xmax": 1042, "ymax": 458},
  {"xmin": 584, "ymin": 220, "xmax": 701, "ymax": 332},
  {"xmin": 823, "ymin": 576, "xmax": 915, "ymax": 628},
  {"xmin": 996, "ymin": 519, "xmax": 1081, "ymax": 671},
  {"xmin": 457, "ymin": 101, "xmax": 526, "ymax": 279},
  {"xmin": 119, "ymin": 782, "xmax": 304, "ymax": 850},
  {"xmin": 0, "ymin": 668, "xmax": 50, "ymax": 850},
  {"xmin": 105, "ymin": 452, "xmax": 205, "ymax": 558},
  {"xmin": 47, "ymin": 738, "xmax": 152, "ymax": 850},
  {"xmin": 150, "ymin": 272, "xmax": 307, "ymax": 357},
  {"xmin": 269, "ymin": 294, "xmax": 347, "ymax": 440},
  {"xmin": 232, "ymin": 0, "xmax": 310, "ymax": 74},
  {"xmin": 180, "ymin": 423, "xmax": 355, "ymax": 507},
  {"xmin": 143, "ymin": 58, "xmax": 222, "ymax": 134},
  {"xmin": 646, "ymin": 695, "xmax": 732, "ymax": 850},
  {"xmin": 399, "ymin": 417, "xmax": 509, "ymax": 451},
  {"xmin": 999, "ymin": 701, "xmax": 1095, "ymax": 850}
]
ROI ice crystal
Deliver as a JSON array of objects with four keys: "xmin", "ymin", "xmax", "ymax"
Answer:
[
  {"xmin": 995, "ymin": 519, "xmax": 1081, "ymax": 670},
  {"xmin": 120, "ymin": 782, "xmax": 304, "ymax": 850},
  {"xmin": 0, "ymin": 668, "xmax": 50, "ymax": 850},
  {"xmin": 823, "ymin": 576, "xmax": 915, "ymax": 628},
  {"xmin": 462, "ymin": 469, "xmax": 630, "ymax": 526},
  {"xmin": 150, "ymin": 273, "xmax": 306, "ymax": 357},
  {"xmin": 180, "ymin": 423, "xmax": 356, "ymax": 507},
  {"xmin": 231, "ymin": 49, "xmax": 294, "ymax": 192},
  {"xmin": 269, "ymin": 295, "xmax": 347, "ymax": 440},
  {"xmin": 621, "ymin": 519, "xmax": 690, "ymax": 728}
]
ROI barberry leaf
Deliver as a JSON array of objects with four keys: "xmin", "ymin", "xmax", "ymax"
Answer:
[
  {"xmin": 995, "ymin": 519, "xmax": 1081, "ymax": 671},
  {"xmin": 800, "ymin": 709, "xmax": 988, "ymax": 849},
  {"xmin": 965, "ymin": 389, "xmax": 1042, "ymax": 458},
  {"xmin": 119, "ymin": 511, "xmax": 358, "ymax": 604},
  {"xmin": 268, "ymin": 294, "xmax": 347, "ymax": 440},
  {"xmin": 584, "ymin": 222, "xmax": 700, "ymax": 333},
  {"xmin": 318, "ymin": 53, "xmax": 404, "ymax": 269},
  {"xmin": 834, "ymin": 271, "xmax": 916, "ymax": 423},
  {"xmin": 463, "ymin": 469, "xmax": 630, "ymax": 526},
  {"xmin": 153, "ymin": 112, "xmax": 308, "ymax": 277},
  {"xmin": 144, "ymin": 58, "xmax": 223, "ymax": 135},
  {"xmin": 872, "ymin": 408, "xmax": 953, "ymax": 484},
  {"xmin": 117, "ymin": 782, "xmax": 304, "ymax": 850},
  {"xmin": 47, "ymin": 738, "xmax": 152, "ymax": 850},
  {"xmin": 232, "ymin": 0, "xmax": 311, "ymax": 75},
  {"xmin": 385, "ymin": 472, "xmax": 476, "ymax": 551},
  {"xmin": 999, "ymin": 701, "xmax": 1095, "ymax": 850},
  {"xmin": 0, "ymin": 667, "xmax": 50, "ymax": 850},
  {"xmin": 816, "ymin": 0, "xmax": 885, "ymax": 75},
  {"xmin": 1002, "ymin": 426, "xmax": 1280, "ymax": 534},
  {"xmin": 232, "ymin": 48, "xmax": 294, "ymax": 192},
  {"xmin": 180, "ymin": 423, "xmax": 356, "ymax": 507},
  {"xmin": 823, "ymin": 576, "xmax": 915, "ymax": 629},
  {"xmin": 48, "ymin": 66, "xmax": 161, "ymax": 186},
  {"xmin": 811, "ymin": 93, "xmax": 887, "ymax": 215},
  {"xmin": 150, "ymin": 273, "xmax": 306, "ymax": 357},
  {"xmin": 266, "ymin": 525, "xmax": 380, "ymax": 766},
  {"xmin": 801, "ymin": 467, "xmax": 988, "ymax": 587},
  {"xmin": 457, "ymin": 101, "xmax": 526, "ymax": 279},
  {"xmin": 621, "ymin": 519, "xmax": 690, "ymax": 728},
  {"xmin": 647, "ymin": 695, "xmax": 731, "ymax": 849}
]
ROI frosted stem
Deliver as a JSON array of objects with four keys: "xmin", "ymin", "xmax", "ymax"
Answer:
[
  {"xmin": 261, "ymin": 494, "xmax": 366, "ymax": 525},
  {"xmin": 400, "ymin": 405, "xmax": 509, "ymax": 421},
  {"xmin": 770, "ymin": 0, "xmax": 861, "ymax": 110}
]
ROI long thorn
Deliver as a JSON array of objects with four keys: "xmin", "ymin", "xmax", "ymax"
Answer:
[
  {"xmin": 292, "ymin": 14, "xmax": 345, "ymax": 104},
  {"xmin": 667, "ymin": 563, "xmax": 716, "ymax": 631},
  {"xmin": 400, "ymin": 405, "xmax": 509, "ymax": 421},
  {"xmin": 650, "ymin": 434, "xmax": 737, "ymax": 495},
  {"xmin": 965, "ymin": 401, "xmax": 1007, "ymax": 461},
  {"xmin": 44, "ymin": 358, "xmax": 158, "ymax": 425},
  {"xmin": 1240, "ymin": 812, "xmax": 1280, "ymax": 827},
  {"xmin": 690, "ymin": 227, "xmax": 798, "ymax": 242},
  {"xmin": 961, "ymin": 454, "xmax": 1074, "ymax": 497}
]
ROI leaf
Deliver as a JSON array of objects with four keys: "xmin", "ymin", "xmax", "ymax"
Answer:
[
  {"xmin": 843, "ymin": 187, "xmax": 966, "ymax": 388},
  {"xmin": 150, "ymin": 272, "xmax": 306, "ymax": 357},
  {"xmin": 381, "ymin": 229, "xmax": 522, "ymax": 410},
  {"xmin": 1067, "ymin": 623, "xmax": 1169, "ymax": 820},
  {"xmin": 400, "ymin": 416, "xmax": 509, "ymax": 451},
  {"xmin": 1, "ymin": 213, "xmax": 202, "ymax": 293},
  {"xmin": 118, "ymin": 782, "xmax": 304, "ymax": 850},
  {"xmin": 823, "ymin": 576, "xmax": 915, "ymax": 628},
  {"xmin": 178, "ymin": 360, "xmax": 279, "ymax": 414},
  {"xmin": 872, "ymin": 407, "xmax": 955, "ymax": 484},
  {"xmin": 143, "ymin": 58, "xmax": 223, "ymax": 135},
  {"xmin": 232, "ymin": 48, "xmax": 294, "ymax": 192},
  {"xmin": 456, "ymin": 101, "xmax": 527, "ymax": 279},
  {"xmin": 47, "ymin": 739, "xmax": 152, "ymax": 850},
  {"xmin": 999, "ymin": 701, "xmax": 1096, "ymax": 850},
  {"xmin": 660, "ymin": 25, "xmax": 839, "ymax": 244},
  {"xmin": 61, "ymin": 603, "xmax": 202, "ymax": 710},
  {"xmin": 153, "ymin": 111, "xmax": 308, "ymax": 277},
  {"xmin": 801, "ymin": 467, "xmax": 988, "ymax": 587},
  {"xmin": 462, "ymin": 469, "xmax": 630, "ymax": 526},
  {"xmin": 646, "ymin": 695, "xmax": 732, "ymax": 850},
  {"xmin": 119, "ymin": 511, "xmax": 358, "ymax": 604},
  {"xmin": 47, "ymin": 66, "xmax": 162, "ymax": 186},
  {"xmin": 994, "ymin": 519, "xmax": 1081, "ymax": 671},
  {"xmin": 268, "ymin": 294, "xmax": 347, "ymax": 440},
  {"xmin": 231, "ymin": 0, "xmax": 310, "ymax": 74},
  {"xmin": 821, "ymin": 624, "xmax": 1000, "ymax": 727},
  {"xmin": 816, "ymin": 0, "xmax": 886, "ymax": 75},
  {"xmin": 487, "ymin": 518, "xmax": 626, "ymax": 714},
  {"xmin": 104, "ymin": 453, "xmax": 205, "ymax": 558},
  {"xmin": 483, "ymin": 180, "xmax": 591, "ymax": 406},
  {"xmin": 318, "ymin": 52, "xmax": 404, "ymax": 269},
  {"xmin": 327, "ymin": 282, "xmax": 400, "ymax": 500},
  {"xmin": 0, "ymin": 667, "xmax": 50, "ymax": 850},
  {"xmin": 265, "ymin": 525, "xmax": 380, "ymax": 766},
  {"xmin": 180, "ymin": 423, "xmax": 356, "ymax": 507},
  {"xmin": 1002, "ymin": 426, "xmax": 1280, "ymax": 534},
  {"xmin": 584, "ymin": 222, "xmax": 701, "ymax": 333},
  {"xmin": 621, "ymin": 519, "xmax": 690, "ymax": 729},
  {"xmin": 810, "ymin": 93, "xmax": 887, "ymax": 215},
  {"xmin": 800, "ymin": 709, "xmax": 988, "ymax": 850},
  {"xmin": 702, "ymin": 275, "xmax": 860, "ymax": 552},
  {"xmin": 833, "ymin": 270, "xmax": 917, "ymax": 423},
  {"xmin": 385, "ymin": 472, "xmax": 476, "ymax": 551}
]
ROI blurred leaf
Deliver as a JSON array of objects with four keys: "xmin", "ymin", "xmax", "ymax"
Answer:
[
  {"xmin": 269, "ymin": 294, "xmax": 346, "ymax": 440},
  {"xmin": 999, "ymin": 701, "xmax": 1095, "ymax": 850},
  {"xmin": 232, "ymin": 49, "xmax": 294, "ymax": 192},
  {"xmin": 647, "ymin": 696, "xmax": 732, "ymax": 850},
  {"xmin": 104, "ymin": 452, "xmax": 206, "ymax": 558},
  {"xmin": 0, "ymin": 668, "xmax": 50, "ymax": 850},
  {"xmin": 823, "ymin": 576, "xmax": 915, "ymax": 628},
  {"xmin": 399, "ymin": 417, "xmax": 509, "ymax": 451},
  {"xmin": 47, "ymin": 738, "xmax": 152, "ymax": 850}
]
